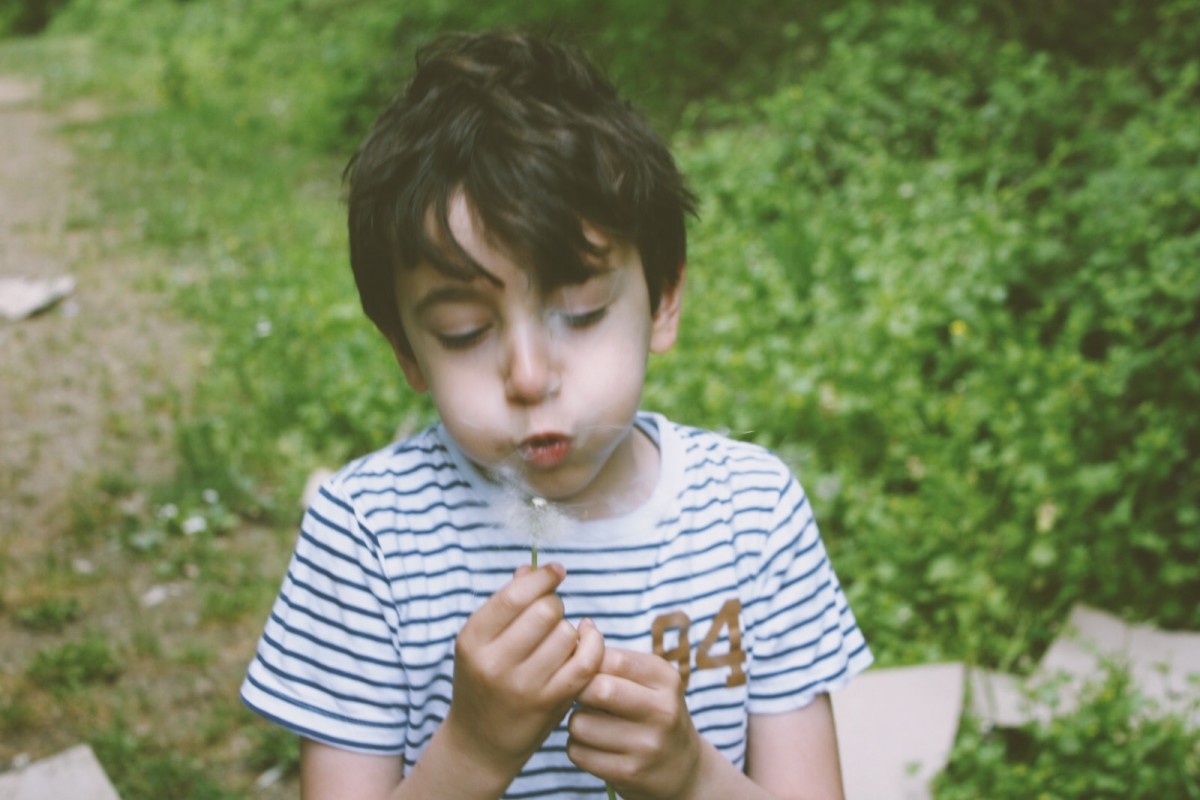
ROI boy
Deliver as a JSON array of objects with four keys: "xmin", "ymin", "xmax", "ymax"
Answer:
[{"xmin": 241, "ymin": 30, "xmax": 871, "ymax": 800}]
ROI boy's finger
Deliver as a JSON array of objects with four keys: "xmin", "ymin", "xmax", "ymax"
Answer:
[
  {"xmin": 575, "ymin": 670, "xmax": 651, "ymax": 719},
  {"xmin": 470, "ymin": 563, "xmax": 566, "ymax": 637},
  {"xmin": 575, "ymin": 648, "xmax": 684, "ymax": 717},
  {"xmin": 546, "ymin": 616, "xmax": 605, "ymax": 699},
  {"xmin": 598, "ymin": 646, "xmax": 681, "ymax": 691},
  {"xmin": 499, "ymin": 592, "xmax": 568, "ymax": 662},
  {"xmin": 520, "ymin": 616, "xmax": 582, "ymax": 681},
  {"xmin": 566, "ymin": 734, "xmax": 629, "ymax": 781},
  {"xmin": 567, "ymin": 704, "xmax": 638, "ymax": 755}
]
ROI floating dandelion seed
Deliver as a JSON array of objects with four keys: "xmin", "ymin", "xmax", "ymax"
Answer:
[
  {"xmin": 490, "ymin": 463, "xmax": 572, "ymax": 567},
  {"xmin": 500, "ymin": 488, "xmax": 570, "ymax": 568}
]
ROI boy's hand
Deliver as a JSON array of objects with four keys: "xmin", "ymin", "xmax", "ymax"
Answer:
[
  {"xmin": 566, "ymin": 647, "xmax": 703, "ymax": 800},
  {"xmin": 443, "ymin": 563, "xmax": 604, "ymax": 785}
]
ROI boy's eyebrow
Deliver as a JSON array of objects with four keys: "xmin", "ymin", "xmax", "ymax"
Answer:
[
  {"xmin": 410, "ymin": 260, "xmax": 620, "ymax": 317},
  {"xmin": 410, "ymin": 284, "xmax": 492, "ymax": 317}
]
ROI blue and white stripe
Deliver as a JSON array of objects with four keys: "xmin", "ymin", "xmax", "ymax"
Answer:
[{"xmin": 241, "ymin": 412, "xmax": 872, "ymax": 797}]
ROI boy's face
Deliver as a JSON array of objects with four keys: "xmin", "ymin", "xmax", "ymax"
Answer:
[{"xmin": 390, "ymin": 193, "xmax": 682, "ymax": 515}]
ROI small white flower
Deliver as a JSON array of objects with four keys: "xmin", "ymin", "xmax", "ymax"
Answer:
[
  {"xmin": 202, "ymin": 488, "xmax": 220, "ymax": 504},
  {"xmin": 157, "ymin": 503, "xmax": 179, "ymax": 521},
  {"xmin": 182, "ymin": 514, "xmax": 208, "ymax": 536},
  {"xmin": 816, "ymin": 474, "xmax": 842, "ymax": 501},
  {"xmin": 255, "ymin": 318, "xmax": 273, "ymax": 337}
]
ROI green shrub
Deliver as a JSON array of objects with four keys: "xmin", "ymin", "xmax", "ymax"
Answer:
[
  {"xmin": 935, "ymin": 666, "xmax": 1200, "ymax": 799},
  {"xmin": 49, "ymin": 0, "xmax": 836, "ymax": 150},
  {"xmin": 671, "ymin": 1, "xmax": 1200, "ymax": 664},
  {"xmin": 0, "ymin": 0, "xmax": 70, "ymax": 37}
]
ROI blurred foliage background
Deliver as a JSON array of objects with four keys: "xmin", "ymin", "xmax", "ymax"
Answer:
[{"xmin": 3, "ymin": 0, "xmax": 1198, "ymax": 795}]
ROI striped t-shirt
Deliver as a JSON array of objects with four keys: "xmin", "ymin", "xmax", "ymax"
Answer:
[{"xmin": 241, "ymin": 412, "xmax": 872, "ymax": 798}]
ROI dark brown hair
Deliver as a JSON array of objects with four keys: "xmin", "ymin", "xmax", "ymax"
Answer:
[{"xmin": 344, "ymin": 30, "xmax": 697, "ymax": 346}]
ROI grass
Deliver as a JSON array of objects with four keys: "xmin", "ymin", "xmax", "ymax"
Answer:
[
  {"xmin": 92, "ymin": 728, "xmax": 243, "ymax": 800},
  {"xmin": 26, "ymin": 637, "xmax": 122, "ymax": 694},
  {"xmin": 15, "ymin": 597, "xmax": 82, "ymax": 633}
]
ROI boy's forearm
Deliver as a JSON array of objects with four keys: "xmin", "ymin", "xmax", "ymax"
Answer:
[
  {"xmin": 388, "ymin": 718, "xmax": 522, "ymax": 800},
  {"xmin": 676, "ymin": 738, "xmax": 840, "ymax": 800}
]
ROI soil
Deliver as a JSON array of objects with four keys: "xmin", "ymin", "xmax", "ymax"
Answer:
[
  {"xmin": 0, "ymin": 75, "xmax": 298, "ymax": 797},
  {"xmin": 0, "ymin": 75, "xmax": 191, "ymax": 557}
]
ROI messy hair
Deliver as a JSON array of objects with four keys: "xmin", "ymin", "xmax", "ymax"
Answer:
[{"xmin": 344, "ymin": 30, "xmax": 697, "ymax": 345}]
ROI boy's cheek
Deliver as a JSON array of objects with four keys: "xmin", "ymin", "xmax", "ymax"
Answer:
[
  {"xmin": 397, "ymin": 356, "xmax": 429, "ymax": 393},
  {"xmin": 386, "ymin": 332, "xmax": 431, "ymax": 392}
]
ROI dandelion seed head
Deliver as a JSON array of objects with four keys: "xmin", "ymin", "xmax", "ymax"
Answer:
[
  {"xmin": 498, "ymin": 485, "xmax": 572, "ymax": 551},
  {"xmin": 489, "ymin": 463, "xmax": 573, "ymax": 552}
]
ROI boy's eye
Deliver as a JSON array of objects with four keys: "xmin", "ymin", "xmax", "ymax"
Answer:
[
  {"xmin": 547, "ymin": 273, "xmax": 617, "ymax": 331},
  {"xmin": 436, "ymin": 326, "xmax": 490, "ymax": 350},
  {"xmin": 555, "ymin": 307, "xmax": 608, "ymax": 329}
]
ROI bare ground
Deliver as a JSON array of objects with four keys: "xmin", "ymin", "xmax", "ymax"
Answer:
[
  {"xmin": 0, "ymin": 74, "xmax": 299, "ymax": 796},
  {"xmin": 0, "ymin": 76, "xmax": 189, "ymax": 563}
]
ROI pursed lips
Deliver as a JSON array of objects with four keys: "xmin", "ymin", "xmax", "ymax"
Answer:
[{"xmin": 519, "ymin": 433, "xmax": 572, "ymax": 469}]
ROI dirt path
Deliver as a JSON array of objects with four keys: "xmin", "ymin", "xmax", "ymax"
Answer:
[
  {"xmin": 0, "ymin": 75, "xmax": 194, "ymax": 559},
  {"xmin": 0, "ymin": 73, "xmax": 300, "ymax": 797},
  {"xmin": 0, "ymin": 69, "xmax": 204, "ymax": 736}
]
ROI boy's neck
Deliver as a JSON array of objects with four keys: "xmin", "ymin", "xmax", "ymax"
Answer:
[{"xmin": 576, "ymin": 422, "xmax": 661, "ymax": 521}]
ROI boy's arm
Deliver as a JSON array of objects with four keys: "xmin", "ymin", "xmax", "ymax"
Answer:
[
  {"xmin": 300, "ymin": 564, "xmax": 604, "ymax": 800},
  {"xmin": 301, "ymin": 740, "xmax": 400, "ymax": 799},
  {"xmin": 300, "ymin": 722, "xmax": 541, "ymax": 800},
  {"xmin": 567, "ymin": 648, "xmax": 844, "ymax": 800},
  {"xmin": 744, "ymin": 696, "xmax": 846, "ymax": 800}
]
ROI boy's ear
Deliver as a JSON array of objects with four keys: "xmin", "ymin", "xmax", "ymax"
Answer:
[
  {"xmin": 649, "ymin": 266, "xmax": 685, "ymax": 354},
  {"xmin": 386, "ymin": 332, "xmax": 429, "ymax": 393}
]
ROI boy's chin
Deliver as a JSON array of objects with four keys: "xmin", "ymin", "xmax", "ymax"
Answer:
[
  {"xmin": 481, "ymin": 463, "xmax": 591, "ymax": 507},
  {"xmin": 487, "ymin": 467, "xmax": 572, "ymax": 500}
]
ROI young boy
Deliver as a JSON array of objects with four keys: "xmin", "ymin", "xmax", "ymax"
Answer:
[{"xmin": 241, "ymin": 30, "xmax": 871, "ymax": 800}]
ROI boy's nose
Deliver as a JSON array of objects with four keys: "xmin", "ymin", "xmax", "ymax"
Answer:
[{"xmin": 503, "ymin": 324, "xmax": 560, "ymax": 404}]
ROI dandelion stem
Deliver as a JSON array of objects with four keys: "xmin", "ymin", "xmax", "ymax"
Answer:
[
  {"xmin": 607, "ymin": 783, "xmax": 617, "ymax": 799},
  {"xmin": 531, "ymin": 544, "xmax": 538, "ymax": 569}
]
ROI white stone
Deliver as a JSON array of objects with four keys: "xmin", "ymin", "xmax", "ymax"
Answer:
[
  {"xmin": 969, "ymin": 604, "xmax": 1200, "ymax": 729},
  {"xmin": 0, "ymin": 745, "xmax": 120, "ymax": 800},
  {"xmin": 0, "ymin": 276, "xmax": 76, "ymax": 321},
  {"xmin": 833, "ymin": 662, "xmax": 965, "ymax": 800}
]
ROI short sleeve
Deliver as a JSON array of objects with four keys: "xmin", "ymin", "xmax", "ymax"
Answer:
[
  {"xmin": 744, "ymin": 473, "xmax": 872, "ymax": 714},
  {"xmin": 240, "ymin": 475, "xmax": 410, "ymax": 753}
]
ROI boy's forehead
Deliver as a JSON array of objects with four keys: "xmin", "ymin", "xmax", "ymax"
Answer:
[
  {"xmin": 443, "ymin": 191, "xmax": 616, "ymax": 256},
  {"xmin": 417, "ymin": 191, "xmax": 626, "ymax": 286}
]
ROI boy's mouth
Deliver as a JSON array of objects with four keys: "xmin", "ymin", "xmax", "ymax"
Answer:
[{"xmin": 519, "ymin": 434, "xmax": 571, "ymax": 469}]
